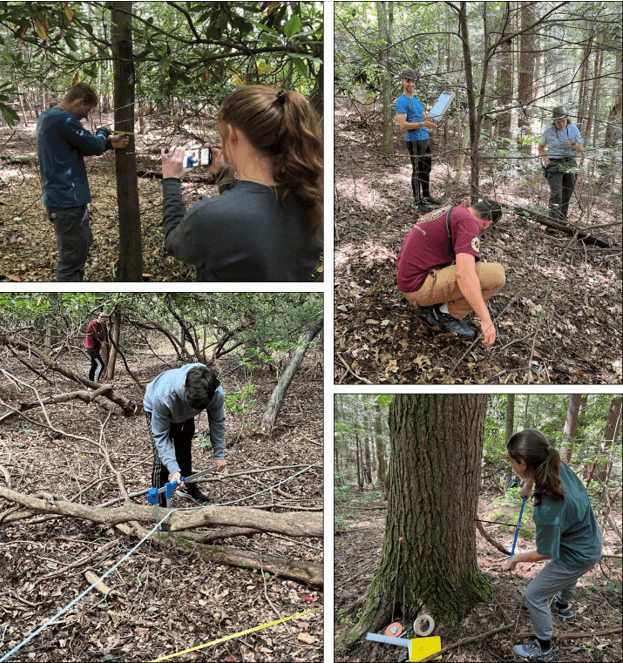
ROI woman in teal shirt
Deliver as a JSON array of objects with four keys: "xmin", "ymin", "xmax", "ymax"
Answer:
[{"xmin": 504, "ymin": 429, "xmax": 601, "ymax": 661}]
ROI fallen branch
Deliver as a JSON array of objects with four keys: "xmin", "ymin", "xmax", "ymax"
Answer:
[
  {"xmin": 0, "ymin": 485, "xmax": 323, "ymax": 538},
  {"xmin": 506, "ymin": 203, "xmax": 618, "ymax": 249},
  {"xmin": 475, "ymin": 519, "xmax": 510, "ymax": 555}
]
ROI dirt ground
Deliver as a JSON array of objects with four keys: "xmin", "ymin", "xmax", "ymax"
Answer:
[
  {"xmin": 334, "ymin": 492, "xmax": 622, "ymax": 662},
  {"xmin": 0, "ymin": 341, "xmax": 323, "ymax": 661},
  {"xmin": 334, "ymin": 108, "xmax": 622, "ymax": 385},
  {"xmin": 0, "ymin": 114, "xmax": 323, "ymax": 282}
]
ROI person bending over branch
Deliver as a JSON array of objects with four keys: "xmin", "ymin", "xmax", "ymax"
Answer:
[
  {"xmin": 397, "ymin": 199, "xmax": 505, "ymax": 346},
  {"xmin": 504, "ymin": 429, "xmax": 602, "ymax": 662},
  {"xmin": 160, "ymin": 85, "xmax": 323, "ymax": 282}
]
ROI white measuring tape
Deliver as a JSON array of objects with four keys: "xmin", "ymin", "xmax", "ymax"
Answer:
[{"xmin": 0, "ymin": 511, "xmax": 172, "ymax": 662}]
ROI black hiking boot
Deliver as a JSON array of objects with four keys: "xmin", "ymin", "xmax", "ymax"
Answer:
[
  {"xmin": 423, "ymin": 194, "xmax": 442, "ymax": 205},
  {"xmin": 425, "ymin": 305, "xmax": 476, "ymax": 341},
  {"xmin": 551, "ymin": 599, "xmax": 574, "ymax": 620},
  {"xmin": 178, "ymin": 484, "xmax": 211, "ymax": 503}
]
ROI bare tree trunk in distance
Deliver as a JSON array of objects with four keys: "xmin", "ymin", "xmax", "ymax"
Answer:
[
  {"xmin": 517, "ymin": 2, "xmax": 536, "ymax": 150},
  {"xmin": 110, "ymin": 1, "xmax": 143, "ymax": 281},
  {"xmin": 560, "ymin": 394, "xmax": 584, "ymax": 464},
  {"xmin": 104, "ymin": 306, "xmax": 122, "ymax": 380},
  {"xmin": 376, "ymin": 1, "xmax": 394, "ymax": 154},
  {"xmin": 260, "ymin": 316, "xmax": 323, "ymax": 433},
  {"xmin": 349, "ymin": 395, "xmax": 492, "ymax": 641}
]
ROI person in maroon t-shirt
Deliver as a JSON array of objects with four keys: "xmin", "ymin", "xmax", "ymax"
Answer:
[
  {"xmin": 397, "ymin": 199, "xmax": 505, "ymax": 345},
  {"xmin": 84, "ymin": 312, "xmax": 108, "ymax": 381}
]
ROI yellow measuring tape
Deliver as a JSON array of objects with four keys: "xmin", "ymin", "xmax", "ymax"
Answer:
[{"xmin": 150, "ymin": 608, "xmax": 319, "ymax": 662}]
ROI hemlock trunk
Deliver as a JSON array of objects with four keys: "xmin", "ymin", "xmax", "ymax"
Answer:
[{"xmin": 352, "ymin": 394, "xmax": 492, "ymax": 639}]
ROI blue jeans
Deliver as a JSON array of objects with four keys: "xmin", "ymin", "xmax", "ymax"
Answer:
[{"xmin": 47, "ymin": 205, "xmax": 92, "ymax": 281}]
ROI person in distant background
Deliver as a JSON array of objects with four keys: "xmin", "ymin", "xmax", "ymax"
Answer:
[
  {"xmin": 84, "ymin": 311, "xmax": 107, "ymax": 382},
  {"xmin": 36, "ymin": 83, "xmax": 128, "ymax": 281},
  {"xmin": 144, "ymin": 363, "xmax": 226, "ymax": 506},
  {"xmin": 504, "ymin": 429, "xmax": 601, "ymax": 662},
  {"xmin": 395, "ymin": 68, "xmax": 442, "ymax": 213},
  {"xmin": 538, "ymin": 106, "xmax": 584, "ymax": 223}
]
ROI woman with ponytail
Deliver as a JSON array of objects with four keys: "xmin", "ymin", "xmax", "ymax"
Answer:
[
  {"xmin": 504, "ymin": 429, "xmax": 602, "ymax": 661},
  {"xmin": 160, "ymin": 85, "xmax": 323, "ymax": 281}
]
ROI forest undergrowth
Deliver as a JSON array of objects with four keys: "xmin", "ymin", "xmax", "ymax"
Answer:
[
  {"xmin": 0, "ymin": 347, "xmax": 323, "ymax": 662},
  {"xmin": 334, "ymin": 110, "xmax": 622, "ymax": 385},
  {"xmin": 334, "ymin": 491, "xmax": 622, "ymax": 663}
]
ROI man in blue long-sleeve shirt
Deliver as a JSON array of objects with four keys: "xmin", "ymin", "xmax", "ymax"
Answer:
[
  {"xmin": 144, "ymin": 363, "xmax": 226, "ymax": 506},
  {"xmin": 36, "ymin": 83, "xmax": 129, "ymax": 281}
]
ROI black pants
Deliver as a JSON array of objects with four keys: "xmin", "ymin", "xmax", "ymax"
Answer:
[
  {"xmin": 46, "ymin": 205, "xmax": 92, "ymax": 282},
  {"xmin": 146, "ymin": 413, "xmax": 195, "ymax": 506},
  {"xmin": 86, "ymin": 348, "xmax": 105, "ymax": 382},
  {"xmin": 406, "ymin": 139, "xmax": 432, "ymax": 201},
  {"xmin": 544, "ymin": 158, "xmax": 577, "ymax": 220}
]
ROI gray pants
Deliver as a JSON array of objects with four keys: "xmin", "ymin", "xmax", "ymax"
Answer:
[
  {"xmin": 47, "ymin": 205, "xmax": 92, "ymax": 281},
  {"xmin": 544, "ymin": 158, "xmax": 577, "ymax": 220},
  {"xmin": 523, "ymin": 558, "xmax": 597, "ymax": 640}
]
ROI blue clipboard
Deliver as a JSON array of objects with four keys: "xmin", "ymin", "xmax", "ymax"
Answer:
[{"xmin": 427, "ymin": 91, "xmax": 455, "ymax": 122}]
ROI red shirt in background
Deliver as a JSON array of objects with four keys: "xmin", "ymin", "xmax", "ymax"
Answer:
[
  {"xmin": 396, "ymin": 205, "xmax": 482, "ymax": 293},
  {"xmin": 84, "ymin": 320, "xmax": 102, "ymax": 349}
]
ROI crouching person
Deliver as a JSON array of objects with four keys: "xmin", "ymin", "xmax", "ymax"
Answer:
[
  {"xmin": 144, "ymin": 363, "xmax": 226, "ymax": 506},
  {"xmin": 397, "ymin": 199, "xmax": 505, "ymax": 346}
]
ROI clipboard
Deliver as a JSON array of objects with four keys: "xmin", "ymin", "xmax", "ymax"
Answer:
[{"xmin": 426, "ymin": 91, "xmax": 455, "ymax": 122}]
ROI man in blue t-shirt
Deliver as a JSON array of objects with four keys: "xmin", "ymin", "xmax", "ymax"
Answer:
[
  {"xmin": 36, "ymin": 83, "xmax": 129, "ymax": 281},
  {"xmin": 395, "ymin": 68, "xmax": 442, "ymax": 213}
]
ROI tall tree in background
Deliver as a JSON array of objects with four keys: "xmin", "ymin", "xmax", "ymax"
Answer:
[
  {"xmin": 350, "ymin": 394, "xmax": 491, "ymax": 639},
  {"xmin": 376, "ymin": 1, "xmax": 394, "ymax": 154},
  {"xmin": 110, "ymin": 2, "xmax": 142, "ymax": 281},
  {"xmin": 560, "ymin": 394, "xmax": 585, "ymax": 464},
  {"xmin": 517, "ymin": 2, "xmax": 536, "ymax": 145}
]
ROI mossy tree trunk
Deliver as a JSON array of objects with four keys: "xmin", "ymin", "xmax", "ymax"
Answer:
[{"xmin": 350, "ymin": 394, "xmax": 492, "ymax": 640}]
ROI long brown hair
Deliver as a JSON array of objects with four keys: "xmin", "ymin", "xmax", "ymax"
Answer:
[
  {"xmin": 218, "ymin": 85, "xmax": 323, "ymax": 234},
  {"xmin": 507, "ymin": 429, "xmax": 565, "ymax": 506}
]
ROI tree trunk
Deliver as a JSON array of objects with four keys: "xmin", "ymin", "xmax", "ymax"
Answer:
[
  {"xmin": 105, "ymin": 306, "xmax": 122, "ymax": 380},
  {"xmin": 585, "ymin": 396, "xmax": 622, "ymax": 485},
  {"xmin": 355, "ymin": 432, "xmax": 363, "ymax": 491},
  {"xmin": 457, "ymin": 2, "xmax": 479, "ymax": 202},
  {"xmin": 495, "ymin": 31, "xmax": 512, "ymax": 137},
  {"xmin": 376, "ymin": 1, "xmax": 394, "ymax": 154},
  {"xmin": 559, "ymin": 394, "xmax": 584, "ymax": 464},
  {"xmin": 374, "ymin": 401, "xmax": 387, "ymax": 494},
  {"xmin": 111, "ymin": 1, "xmax": 143, "ymax": 281},
  {"xmin": 505, "ymin": 394, "xmax": 515, "ymax": 441},
  {"xmin": 350, "ymin": 395, "xmax": 491, "ymax": 640},
  {"xmin": 603, "ymin": 48, "xmax": 621, "ymax": 149},
  {"xmin": 260, "ymin": 316, "xmax": 323, "ymax": 433},
  {"xmin": 364, "ymin": 434, "xmax": 373, "ymax": 486},
  {"xmin": 517, "ymin": 2, "xmax": 536, "ymax": 146}
]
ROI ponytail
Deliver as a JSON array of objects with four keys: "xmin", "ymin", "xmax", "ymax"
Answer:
[
  {"xmin": 218, "ymin": 85, "xmax": 323, "ymax": 234},
  {"xmin": 507, "ymin": 429, "xmax": 564, "ymax": 506}
]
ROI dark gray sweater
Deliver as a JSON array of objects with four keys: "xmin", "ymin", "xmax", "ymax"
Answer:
[{"xmin": 162, "ymin": 178, "xmax": 322, "ymax": 281}]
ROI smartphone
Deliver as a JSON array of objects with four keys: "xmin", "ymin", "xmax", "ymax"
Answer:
[{"xmin": 184, "ymin": 147, "xmax": 212, "ymax": 168}]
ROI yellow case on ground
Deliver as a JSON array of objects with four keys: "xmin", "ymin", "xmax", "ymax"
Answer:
[{"xmin": 409, "ymin": 636, "xmax": 442, "ymax": 662}]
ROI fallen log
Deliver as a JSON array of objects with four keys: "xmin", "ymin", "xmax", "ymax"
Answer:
[
  {"xmin": 0, "ymin": 485, "xmax": 323, "ymax": 538},
  {"xmin": 504, "ymin": 203, "xmax": 618, "ymax": 249},
  {"xmin": 0, "ymin": 385, "xmax": 117, "ymax": 423},
  {"xmin": 0, "ymin": 333, "xmax": 137, "ymax": 415}
]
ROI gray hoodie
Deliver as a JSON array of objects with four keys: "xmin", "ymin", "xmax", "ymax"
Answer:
[{"xmin": 143, "ymin": 363, "xmax": 225, "ymax": 474}]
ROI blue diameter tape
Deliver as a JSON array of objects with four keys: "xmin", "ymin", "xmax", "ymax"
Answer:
[{"xmin": 0, "ymin": 511, "xmax": 172, "ymax": 662}]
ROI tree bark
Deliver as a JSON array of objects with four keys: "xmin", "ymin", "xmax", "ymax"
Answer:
[
  {"xmin": 350, "ymin": 395, "xmax": 492, "ymax": 640},
  {"xmin": 260, "ymin": 316, "xmax": 323, "ymax": 433},
  {"xmin": 104, "ymin": 306, "xmax": 121, "ymax": 380},
  {"xmin": 517, "ymin": 2, "xmax": 536, "ymax": 145},
  {"xmin": 559, "ymin": 394, "xmax": 584, "ymax": 464},
  {"xmin": 111, "ymin": 1, "xmax": 143, "ymax": 280},
  {"xmin": 374, "ymin": 400, "xmax": 387, "ymax": 494},
  {"xmin": 376, "ymin": 1, "xmax": 394, "ymax": 154}
]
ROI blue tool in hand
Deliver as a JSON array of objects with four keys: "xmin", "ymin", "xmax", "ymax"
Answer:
[
  {"xmin": 510, "ymin": 496, "xmax": 527, "ymax": 556},
  {"xmin": 147, "ymin": 467, "xmax": 217, "ymax": 506}
]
